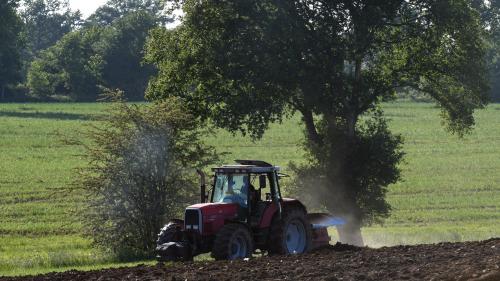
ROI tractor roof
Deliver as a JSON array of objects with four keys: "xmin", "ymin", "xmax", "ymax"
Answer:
[{"xmin": 212, "ymin": 160, "xmax": 280, "ymax": 173}]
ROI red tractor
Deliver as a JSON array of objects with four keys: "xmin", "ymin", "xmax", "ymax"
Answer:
[{"xmin": 156, "ymin": 160, "xmax": 345, "ymax": 261}]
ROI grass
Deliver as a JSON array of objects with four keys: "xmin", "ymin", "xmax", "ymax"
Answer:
[{"xmin": 0, "ymin": 102, "xmax": 499, "ymax": 276}]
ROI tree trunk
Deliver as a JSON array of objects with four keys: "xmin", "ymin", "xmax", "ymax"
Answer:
[
  {"xmin": 1, "ymin": 85, "xmax": 5, "ymax": 101},
  {"xmin": 301, "ymin": 109, "xmax": 323, "ymax": 146},
  {"xmin": 299, "ymin": 107, "xmax": 365, "ymax": 246},
  {"xmin": 332, "ymin": 58, "xmax": 364, "ymax": 246},
  {"xmin": 324, "ymin": 113, "xmax": 364, "ymax": 246}
]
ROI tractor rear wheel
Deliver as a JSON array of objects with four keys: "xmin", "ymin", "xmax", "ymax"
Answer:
[
  {"xmin": 212, "ymin": 224, "xmax": 253, "ymax": 260},
  {"xmin": 268, "ymin": 208, "xmax": 312, "ymax": 255}
]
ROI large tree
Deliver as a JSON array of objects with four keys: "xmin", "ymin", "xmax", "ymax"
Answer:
[
  {"xmin": 20, "ymin": 0, "xmax": 81, "ymax": 61},
  {"xmin": 0, "ymin": 0, "xmax": 24, "ymax": 100},
  {"xmin": 27, "ymin": 27, "xmax": 103, "ymax": 101},
  {"xmin": 27, "ymin": 11, "xmax": 159, "ymax": 101},
  {"xmin": 145, "ymin": 0, "xmax": 489, "ymax": 245},
  {"xmin": 98, "ymin": 11, "xmax": 159, "ymax": 101}
]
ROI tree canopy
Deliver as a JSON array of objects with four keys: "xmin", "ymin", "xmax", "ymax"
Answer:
[
  {"xmin": 473, "ymin": 0, "xmax": 499, "ymax": 101},
  {"xmin": 98, "ymin": 11, "xmax": 159, "ymax": 101},
  {"xmin": 147, "ymin": 0, "xmax": 489, "ymax": 136},
  {"xmin": 85, "ymin": 0, "xmax": 168, "ymax": 27},
  {"xmin": 20, "ymin": 0, "xmax": 81, "ymax": 59},
  {"xmin": 27, "ymin": 27, "xmax": 103, "ymax": 101},
  {"xmin": 146, "ymin": 0, "xmax": 490, "ymax": 244},
  {"xmin": 27, "ymin": 9, "xmax": 160, "ymax": 101},
  {"xmin": 0, "ymin": 0, "xmax": 24, "ymax": 100}
]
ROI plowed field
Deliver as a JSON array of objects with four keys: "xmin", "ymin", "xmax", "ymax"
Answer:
[{"xmin": 3, "ymin": 239, "xmax": 499, "ymax": 281}]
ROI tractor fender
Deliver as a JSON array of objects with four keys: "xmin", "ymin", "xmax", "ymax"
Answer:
[
  {"xmin": 258, "ymin": 199, "xmax": 307, "ymax": 228},
  {"xmin": 258, "ymin": 203, "xmax": 278, "ymax": 228}
]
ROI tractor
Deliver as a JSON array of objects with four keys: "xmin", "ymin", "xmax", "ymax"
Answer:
[{"xmin": 156, "ymin": 160, "xmax": 345, "ymax": 261}]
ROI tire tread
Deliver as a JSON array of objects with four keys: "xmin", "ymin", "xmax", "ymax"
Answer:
[{"xmin": 212, "ymin": 223, "xmax": 253, "ymax": 260}]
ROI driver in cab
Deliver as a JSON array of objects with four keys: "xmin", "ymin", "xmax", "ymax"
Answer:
[{"xmin": 222, "ymin": 177, "xmax": 248, "ymax": 208}]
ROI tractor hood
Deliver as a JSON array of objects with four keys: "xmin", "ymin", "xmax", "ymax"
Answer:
[
  {"xmin": 187, "ymin": 202, "xmax": 239, "ymax": 218},
  {"xmin": 186, "ymin": 203, "xmax": 239, "ymax": 235}
]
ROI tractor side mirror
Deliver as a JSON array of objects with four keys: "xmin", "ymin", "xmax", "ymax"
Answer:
[{"xmin": 259, "ymin": 175, "xmax": 267, "ymax": 189}]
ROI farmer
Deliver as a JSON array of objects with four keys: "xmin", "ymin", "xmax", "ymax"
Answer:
[{"xmin": 222, "ymin": 176, "xmax": 248, "ymax": 208}]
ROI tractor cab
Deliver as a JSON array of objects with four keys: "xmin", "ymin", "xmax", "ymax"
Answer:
[{"xmin": 209, "ymin": 160, "xmax": 282, "ymax": 223}]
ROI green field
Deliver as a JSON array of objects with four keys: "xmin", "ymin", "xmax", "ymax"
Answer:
[{"xmin": 1, "ymin": 102, "xmax": 499, "ymax": 276}]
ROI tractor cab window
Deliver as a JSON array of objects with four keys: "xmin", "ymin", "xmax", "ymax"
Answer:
[{"xmin": 212, "ymin": 174, "xmax": 249, "ymax": 208}]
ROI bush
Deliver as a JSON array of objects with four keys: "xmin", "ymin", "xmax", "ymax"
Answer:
[{"xmin": 73, "ymin": 91, "xmax": 217, "ymax": 259}]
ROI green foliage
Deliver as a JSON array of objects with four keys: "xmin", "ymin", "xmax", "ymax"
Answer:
[
  {"xmin": 471, "ymin": 0, "xmax": 499, "ymax": 101},
  {"xmin": 146, "ymin": 0, "xmax": 489, "ymax": 231},
  {"xmin": 74, "ymin": 93, "xmax": 217, "ymax": 257},
  {"xmin": 20, "ymin": 0, "xmax": 81, "ymax": 60},
  {"xmin": 27, "ymin": 10, "xmax": 159, "ymax": 101},
  {"xmin": 85, "ymin": 0, "xmax": 167, "ymax": 26},
  {"xmin": 485, "ymin": 1, "xmax": 499, "ymax": 101},
  {"xmin": 27, "ymin": 27, "xmax": 103, "ymax": 101},
  {"xmin": 98, "ymin": 12, "xmax": 159, "ymax": 101},
  {"xmin": 291, "ymin": 110, "xmax": 404, "ymax": 225},
  {"xmin": 0, "ymin": 0, "xmax": 24, "ymax": 99}
]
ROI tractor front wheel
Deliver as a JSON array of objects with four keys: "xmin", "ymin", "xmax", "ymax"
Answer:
[
  {"xmin": 157, "ymin": 220, "xmax": 183, "ymax": 245},
  {"xmin": 156, "ymin": 220, "xmax": 192, "ymax": 262},
  {"xmin": 268, "ymin": 208, "xmax": 312, "ymax": 255},
  {"xmin": 212, "ymin": 223, "xmax": 253, "ymax": 260}
]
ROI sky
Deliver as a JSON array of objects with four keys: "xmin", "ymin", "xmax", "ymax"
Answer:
[{"xmin": 69, "ymin": 0, "xmax": 107, "ymax": 18}]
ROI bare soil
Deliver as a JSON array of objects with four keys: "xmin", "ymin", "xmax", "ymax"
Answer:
[{"xmin": 3, "ymin": 238, "xmax": 499, "ymax": 281}]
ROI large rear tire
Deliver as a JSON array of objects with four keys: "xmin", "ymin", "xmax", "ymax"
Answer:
[
  {"xmin": 268, "ymin": 208, "xmax": 312, "ymax": 255},
  {"xmin": 212, "ymin": 224, "xmax": 254, "ymax": 260}
]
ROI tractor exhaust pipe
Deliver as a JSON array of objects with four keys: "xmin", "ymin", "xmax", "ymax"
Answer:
[{"xmin": 196, "ymin": 169, "xmax": 206, "ymax": 203}]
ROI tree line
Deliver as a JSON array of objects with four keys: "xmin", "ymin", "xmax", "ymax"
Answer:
[
  {"xmin": 1, "ymin": 0, "xmax": 498, "ymax": 103},
  {"xmin": 0, "ymin": 0, "xmax": 167, "ymax": 101}
]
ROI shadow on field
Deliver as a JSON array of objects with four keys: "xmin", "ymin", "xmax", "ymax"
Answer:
[{"xmin": 0, "ymin": 111, "xmax": 96, "ymax": 121}]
